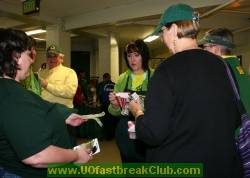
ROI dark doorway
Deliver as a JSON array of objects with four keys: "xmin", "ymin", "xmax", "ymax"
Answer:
[{"xmin": 71, "ymin": 51, "xmax": 90, "ymax": 81}]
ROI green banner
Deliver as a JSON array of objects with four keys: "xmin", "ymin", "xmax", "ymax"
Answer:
[{"xmin": 47, "ymin": 163, "xmax": 203, "ymax": 177}]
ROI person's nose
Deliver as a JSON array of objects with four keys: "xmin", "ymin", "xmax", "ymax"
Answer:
[{"xmin": 131, "ymin": 55, "xmax": 136, "ymax": 62}]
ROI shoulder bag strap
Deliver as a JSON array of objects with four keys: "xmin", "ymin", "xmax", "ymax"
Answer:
[{"xmin": 223, "ymin": 60, "xmax": 246, "ymax": 115}]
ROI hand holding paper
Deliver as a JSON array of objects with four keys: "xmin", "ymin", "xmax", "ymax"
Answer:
[
  {"xmin": 73, "ymin": 138, "xmax": 100, "ymax": 156},
  {"xmin": 128, "ymin": 100, "xmax": 143, "ymax": 117},
  {"xmin": 109, "ymin": 92, "xmax": 120, "ymax": 109},
  {"xmin": 65, "ymin": 113, "xmax": 88, "ymax": 126},
  {"xmin": 65, "ymin": 112, "xmax": 105, "ymax": 127},
  {"xmin": 73, "ymin": 147, "xmax": 92, "ymax": 163},
  {"xmin": 116, "ymin": 92, "xmax": 130, "ymax": 115}
]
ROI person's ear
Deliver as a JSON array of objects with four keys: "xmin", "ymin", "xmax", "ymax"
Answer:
[{"xmin": 170, "ymin": 24, "xmax": 178, "ymax": 37}]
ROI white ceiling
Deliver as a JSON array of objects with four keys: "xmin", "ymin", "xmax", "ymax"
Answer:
[{"xmin": 0, "ymin": 0, "xmax": 250, "ymax": 53}]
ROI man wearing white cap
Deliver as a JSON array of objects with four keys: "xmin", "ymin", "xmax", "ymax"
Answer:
[{"xmin": 199, "ymin": 28, "xmax": 250, "ymax": 115}]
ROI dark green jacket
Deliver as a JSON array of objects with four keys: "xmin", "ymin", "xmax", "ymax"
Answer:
[{"xmin": 223, "ymin": 55, "xmax": 250, "ymax": 115}]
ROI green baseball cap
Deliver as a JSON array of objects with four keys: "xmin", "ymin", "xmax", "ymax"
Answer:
[
  {"xmin": 46, "ymin": 44, "xmax": 62, "ymax": 56},
  {"xmin": 152, "ymin": 4, "xmax": 197, "ymax": 35},
  {"xmin": 198, "ymin": 33, "xmax": 235, "ymax": 49}
]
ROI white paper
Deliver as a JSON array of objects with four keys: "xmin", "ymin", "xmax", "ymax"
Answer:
[
  {"xmin": 128, "ymin": 121, "xmax": 136, "ymax": 139},
  {"xmin": 73, "ymin": 138, "xmax": 100, "ymax": 156},
  {"xmin": 82, "ymin": 112, "xmax": 105, "ymax": 127},
  {"xmin": 115, "ymin": 92, "xmax": 130, "ymax": 98}
]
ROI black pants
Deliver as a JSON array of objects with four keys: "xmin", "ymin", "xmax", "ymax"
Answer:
[
  {"xmin": 101, "ymin": 104, "xmax": 119, "ymax": 140},
  {"xmin": 115, "ymin": 116, "xmax": 146, "ymax": 163}
]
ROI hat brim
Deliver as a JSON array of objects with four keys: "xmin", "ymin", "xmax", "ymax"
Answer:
[
  {"xmin": 151, "ymin": 25, "xmax": 162, "ymax": 36},
  {"xmin": 198, "ymin": 36, "xmax": 235, "ymax": 49},
  {"xmin": 47, "ymin": 51, "xmax": 59, "ymax": 56}
]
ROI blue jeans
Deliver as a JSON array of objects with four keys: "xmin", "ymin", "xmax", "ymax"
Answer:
[{"xmin": 0, "ymin": 167, "xmax": 22, "ymax": 178}]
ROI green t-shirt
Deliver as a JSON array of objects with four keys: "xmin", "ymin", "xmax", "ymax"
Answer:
[{"xmin": 0, "ymin": 78, "xmax": 73, "ymax": 178}]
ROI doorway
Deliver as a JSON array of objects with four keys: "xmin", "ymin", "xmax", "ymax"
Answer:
[{"xmin": 71, "ymin": 51, "xmax": 90, "ymax": 81}]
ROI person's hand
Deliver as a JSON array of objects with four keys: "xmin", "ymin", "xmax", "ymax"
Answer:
[
  {"xmin": 128, "ymin": 100, "xmax": 143, "ymax": 118},
  {"xmin": 65, "ymin": 113, "xmax": 88, "ymax": 126},
  {"xmin": 74, "ymin": 147, "xmax": 92, "ymax": 163},
  {"xmin": 109, "ymin": 92, "xmax": 119, "ymax": 109}
]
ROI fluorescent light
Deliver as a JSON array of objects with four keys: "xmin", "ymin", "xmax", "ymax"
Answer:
[
  {"xmin": 33, "ymin": 37, "xmax": 46, "ymax": 41},
  {"xmin": 25, "ymin": 29, "xmax": 46, "ymax": 36},
  {"xmin": 70, "ymin": 33, "xmax": 78, "ymax": 37},
  {"xmin": 143, "ymin": 35, "xmax": 159, "ymax": 42}
]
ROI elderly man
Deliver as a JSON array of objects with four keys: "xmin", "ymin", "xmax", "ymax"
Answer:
[
  {"xmin": 199, "ymin": 28, "xmax": 250, "ymax": 115},
  {"xmin": 38, "ymin": 45, "xmax": 78, "ymax": 108}
]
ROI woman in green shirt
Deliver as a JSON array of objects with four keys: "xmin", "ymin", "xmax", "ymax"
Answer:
[
  {"xmin": 0, "ymin": 28, "xmax": 91, "ymax": 178},
  {"xmin": 108, "ymin": 39, "xmax": 154, "ymax": 163}
]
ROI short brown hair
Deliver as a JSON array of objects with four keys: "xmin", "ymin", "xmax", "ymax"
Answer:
[{"xmin": 165, "ymin": 20, "xmax": 199, "ymax": 39}]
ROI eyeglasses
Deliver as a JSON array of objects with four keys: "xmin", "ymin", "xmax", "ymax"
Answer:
[{"xmin": 159, "ymin": 27, "xmax": 168, "ymax": 36}]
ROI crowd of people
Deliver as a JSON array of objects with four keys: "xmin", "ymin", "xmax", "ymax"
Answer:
[{"xmin": 0, "ymin": 2, "xmax": 250, "ymax": 178}]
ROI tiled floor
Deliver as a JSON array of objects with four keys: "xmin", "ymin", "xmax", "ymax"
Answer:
[{"xmin": 77, "ymin": 138, "xmax": 121, "ymax": 163}]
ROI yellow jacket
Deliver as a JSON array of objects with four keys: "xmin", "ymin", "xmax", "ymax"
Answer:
[{"xmin": 38, "ymin": 64, "xmax": 78, "ymax": 108}]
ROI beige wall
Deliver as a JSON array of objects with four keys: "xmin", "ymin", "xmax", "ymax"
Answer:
[
  {"xmin": 110, "ymin": 36, "xmax": 119, "ymax": 83},
  {"xmin": 98, "ymin": 37, "xmax": 111, "ymax": 81},
  {"xmin": 33, "ymin": 49, "xmax": 46, "ymax": 72}
]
